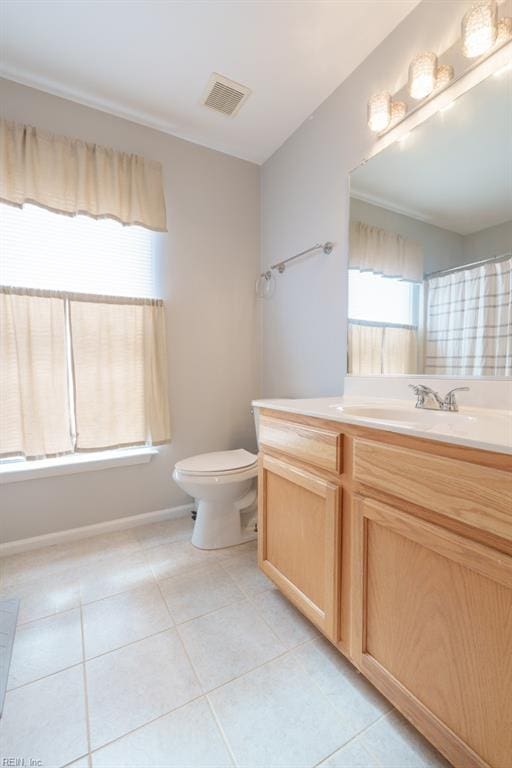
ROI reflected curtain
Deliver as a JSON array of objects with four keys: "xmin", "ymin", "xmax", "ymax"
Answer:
[
  {"xmin": 349, "ymin": 220, "xmax": 423, "ymax": 282},
  {"xmin": 0, "ymin": 288, "xmax": 73, "ymax": 458},
  {"xmin": 425, "ymin": 256, "xmax": 511, "ymax": 375},
  {"xmin": 0, "ymin": 119, "xmax": 167, "ymax": 232},
  {"xmin": 348, "ymin": 322, "xmax": 418, "ymax": 375}
]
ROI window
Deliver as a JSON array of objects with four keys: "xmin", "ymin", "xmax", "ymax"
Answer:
[
  {"xmin": 348, "ymin": 270, "xmax": 417, "ymax": 327},
  {"xmin": 0, "ymin": 203, "xmax": 170, "ymax": 472},
  {"xmin": 1, "ymin": 203, "xmax": 156, "ymax": 297}
]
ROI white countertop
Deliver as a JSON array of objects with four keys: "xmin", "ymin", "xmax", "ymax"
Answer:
[{"xmin": 252, "ymin": 396, "xmax": 512, "ymax": 455}]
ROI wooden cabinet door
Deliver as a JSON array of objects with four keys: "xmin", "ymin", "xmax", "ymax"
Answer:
[
  {"xmin": 258, "ymin": 454, "xmax": 341, "ymax": 638},
  {"xmin": 354, "ymin": 495, "xmax": 512, "ymax": 768}
]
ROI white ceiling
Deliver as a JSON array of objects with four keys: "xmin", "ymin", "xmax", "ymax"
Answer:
[
  {"xmin": 351, "ymin": 67, "xmax": 512, "ymax": 235},
  {"xmin": 0, "ymin": 0, "xmax": 419, "ymax": 164}
]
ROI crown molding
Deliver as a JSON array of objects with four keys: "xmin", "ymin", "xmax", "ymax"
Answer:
[{"xmin": 0, "ymin": 65, "xmax": 262, "ymax": 165}]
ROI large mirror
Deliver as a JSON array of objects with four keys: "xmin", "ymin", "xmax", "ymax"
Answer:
[{"xmin": 348, "ymin": 65, "xmax": 511, "ymax": 378}]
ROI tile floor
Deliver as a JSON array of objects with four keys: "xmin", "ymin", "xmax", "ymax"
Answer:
[{"xmin": 0, "ymin": 516, "xmax": 452, "ymax": 768}]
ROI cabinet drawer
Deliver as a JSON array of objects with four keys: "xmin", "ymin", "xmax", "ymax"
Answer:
[
  {"xmin": 353, "ymin": 438, "xmax": 512, "ymax": 541},
  {"xmin": 259, "ymin": 415, "xmax": 342, "ymax": 473}
]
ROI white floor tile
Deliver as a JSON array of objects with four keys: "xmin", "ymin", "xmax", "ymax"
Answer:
[
  {"xmin": 292, "ymin": 638, "xmax": 391, "ymax": 734},
  {"xmin": 79, "ymin": 551, "xmax": 155, "ymax": 604},
  {"xmin": 7, "ymin": 608, "xmax": 83, "ymax": 689},
  {"xmin": 160, "ymin": 563, "xmax": 245, "ymax": 623},
  {"xmin": 0, "ymin": 666, "xmax": 88, "ymax": 768},
  {"xmin": 0, "ymin": 531, "xmax": 141, "ymax": 590},
  {"xmin": 134, "ymin": 516, "xmax": 193, "ymax": 550},
  {"xmin": 0, "ymin": 544, "xmax": 69, "ymax": 589},
  {"xmin": 359, "ymin": 711, "xmax": 451, "ymax": 768},
  {"xmin": 68, "ymin": 759, "xmax": 90, "ymax": 768},
  {"xmin": 0, "ymin": 571, "xmax": 81, "ymax": 625},
  {"xmin": 208, "ymin": 654, "xmax": 351, "ymax": 768},
  {"xmin": 251, "ymin": 587, "xmax": 320, "ymax": 648},
  {"xmin": 82, "ymin": 583, "xmax": 173, "ymax": 658},
  {"xmin": 221, "ymin": 550, "xmax": 273, "ymax": 596},
  {"xmin": 86, "ymin": 628, "xmax": 201, "ymax": 749},
  {"xmin": 59, "ymin": 530, "xmax": 142, "ymax": 568},
  {"xmin": 144, "ymin": 539, "xmax": 221, "ymax": 580},
  {"xmin": 217, "ymin": 539, "xmax": 258, "ymax": 560},
  {"xmin": 179, "ymin": 600, "xmax": 285, "ymax": 691},
  {"xmin": 320, "ymin": 739, "xmax": 380, "ymax": 768},
  {"xmin": 91, "ymin": 697, "xmax": 233, "ymax": 768}
]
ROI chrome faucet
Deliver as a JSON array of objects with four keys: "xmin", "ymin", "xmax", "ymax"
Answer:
[{"xmin": 408, "ymin": 384, "xmax": 469, "ymax": 412}]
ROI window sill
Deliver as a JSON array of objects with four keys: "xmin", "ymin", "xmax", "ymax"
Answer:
[{"xmin": 0, "ymin": 447, "xmax": 158, "ymax": 484}]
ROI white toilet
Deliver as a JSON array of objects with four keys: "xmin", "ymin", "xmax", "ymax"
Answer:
[{"xmin": 172, "ymin": 448, "xmax": 258, "ymax": 550}]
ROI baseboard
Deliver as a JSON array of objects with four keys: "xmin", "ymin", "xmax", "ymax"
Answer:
[{"xmin": 0, "ymin": 503, "xmax": 195, "ymax": 557}]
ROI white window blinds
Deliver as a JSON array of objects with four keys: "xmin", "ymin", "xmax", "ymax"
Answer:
[{"xmin": 1, "ymin": 203, "xmax": 156, "ymax": 297}]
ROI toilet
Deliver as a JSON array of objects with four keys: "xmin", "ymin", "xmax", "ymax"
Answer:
[{"xmin": 172, "ymin": 448, "xmax": 258, "ymax": 550}]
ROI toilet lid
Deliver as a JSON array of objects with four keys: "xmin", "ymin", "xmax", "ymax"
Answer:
[{"xmin": 175, "ymin": 449, "xmax": 257, "ymax": 475}]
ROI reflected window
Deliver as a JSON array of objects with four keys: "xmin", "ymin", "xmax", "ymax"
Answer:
[{"xmin": 348, "ymin": 271, "xmax": 418, "ymax": 327}]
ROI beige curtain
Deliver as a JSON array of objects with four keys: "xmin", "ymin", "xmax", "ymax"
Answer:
[
  {"xmin": 0, "ymin": 119, "xmax": 167, "ymax": 232},
  {"xmin": 383, "ymin": 326, "xmax": 418, "ymax": 374},
  {"xmin": 348, "ymin": 322, "xmax": 417, "ymax": 375},
  {"xmin": 70, "ymin": 297, "xmax": 170, "ymax": 450},
  {"xmin": 0, "ymin": 288, "xmax": 73, "ymax": 458},
  {"xmin": 348, "ymin": 324, "xmax": 383, "ymax": 375},
  {"xmin": 350, "ymin": 220, "xmax": 423, "ymax": 282}
]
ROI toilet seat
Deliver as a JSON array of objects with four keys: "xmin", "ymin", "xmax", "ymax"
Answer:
[{"xmin": 175, "ymin": 449, "xmax": 257, "ymax": 477}]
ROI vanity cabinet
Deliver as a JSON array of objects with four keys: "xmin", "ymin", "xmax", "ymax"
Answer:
[
  {"xmin": 258, "ymin": 453, "xmax": 341, "ymax": 637},
  {"xmin": 355, "ymin": 495, "xmax": 512, "ymax": 768},
  {"xmin": 257, "ymin": 408, "xmax": 512, "ymax": 768}
]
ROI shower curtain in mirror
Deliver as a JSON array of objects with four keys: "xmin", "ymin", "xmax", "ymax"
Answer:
[{"xmin": 425, "ymin": 256, "xmax": 512, "ymax": 376}]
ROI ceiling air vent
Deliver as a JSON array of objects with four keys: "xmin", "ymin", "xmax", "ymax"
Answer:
[{"xmin": 202, "ymin": 73, "xmax": 251, "ymax": 117}]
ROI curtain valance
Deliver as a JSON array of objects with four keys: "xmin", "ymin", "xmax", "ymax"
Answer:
[
  {"xmin": 349, "ymin": 220, "xmax": 423, "ymax": 282},
  {"xmin": 0, "ymin": 119, "xmax": 167, "ymax": 232}
]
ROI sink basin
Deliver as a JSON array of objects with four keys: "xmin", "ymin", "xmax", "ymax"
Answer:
[
  {"xmin": 336, "ymin": 405, "xmax": 477, "ymax": 428},
  {"xmin": 340, "ymin": 406, "xmax": 420, "ymax": 423}
]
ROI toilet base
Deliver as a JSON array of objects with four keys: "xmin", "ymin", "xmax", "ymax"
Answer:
[{"xmin": 192, "ymin": 493, "xmax": 257, "ymax": 550}]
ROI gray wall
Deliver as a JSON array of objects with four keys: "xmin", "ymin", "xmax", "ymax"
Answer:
[
  {"xmin": 260, "ymin": 0, "xmax": 474, "ymax": 398},
  {"xmin": 463, "ymin": 220, "xmax": 512, "ymax": 262},
  {"xmin": 0, "ymin": 78, "xmax": 260, "ymax": 542}
]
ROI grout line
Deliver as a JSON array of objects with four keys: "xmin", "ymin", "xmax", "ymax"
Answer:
[
  {"xmin": 79, "ymin": 604, "xmax": 93, "ymax": 763},
  {"xmin": 205, "ymin": 694, "xmax": 239, "ymax": 768},
  {"xmin": 61, "ymin": 753, "xmax": 90, "ymax": 768},
  {"xmin": 88, "ymin": 691, "xmax": 208, "ymax": 756},
  {"xmin": 6, "ymin": 659, "xmax": 84, "ymax": 694},
  {"xmin": 154, "ymin": 573, "xmax": 205, "ymax": 694},
  {"xmin": 313, "ymin": 711, "xmax": 391, "ymax": 768}
]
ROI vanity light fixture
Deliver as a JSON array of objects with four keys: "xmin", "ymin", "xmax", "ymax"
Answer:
[
  {"xmin": 365, "ymin": 0, "xmax": 509, "ymax": 137},
  {"xmin": 435, "ymin": 63, "xmax": 454, "ymax": 90},
  {"xmin": 408, "ymin": 52, "xmax": 438, "ymax": 99},
  {"xmin": 367, "ymin": 91, "xmax": 391, "ymax": 132},
  {"xmin": 496, "ymin": 17, "xmax": 512, "ymax": 45},
  {"xmin": 367, "ymin": 94, "xmax": 408, "ymax": 133},
  {"xmin": 462, "ymin": 0, "xmax": 498, "ymax": 58},
  {"xmin": 390, "ymin": 100, "xmax": 407, "ymax": 126}
]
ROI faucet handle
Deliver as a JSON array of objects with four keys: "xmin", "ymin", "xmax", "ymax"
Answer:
[
  {"xmin": 443, "ymin": 387, "xmax": 470, "ymax": 411},
  {"xmin": 408, "ymin": 384, "xmax": 428, "ymax": 394},
  {"xmin": 408, "ymin": 383, "xmax": 428, "ymax": 407}
]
